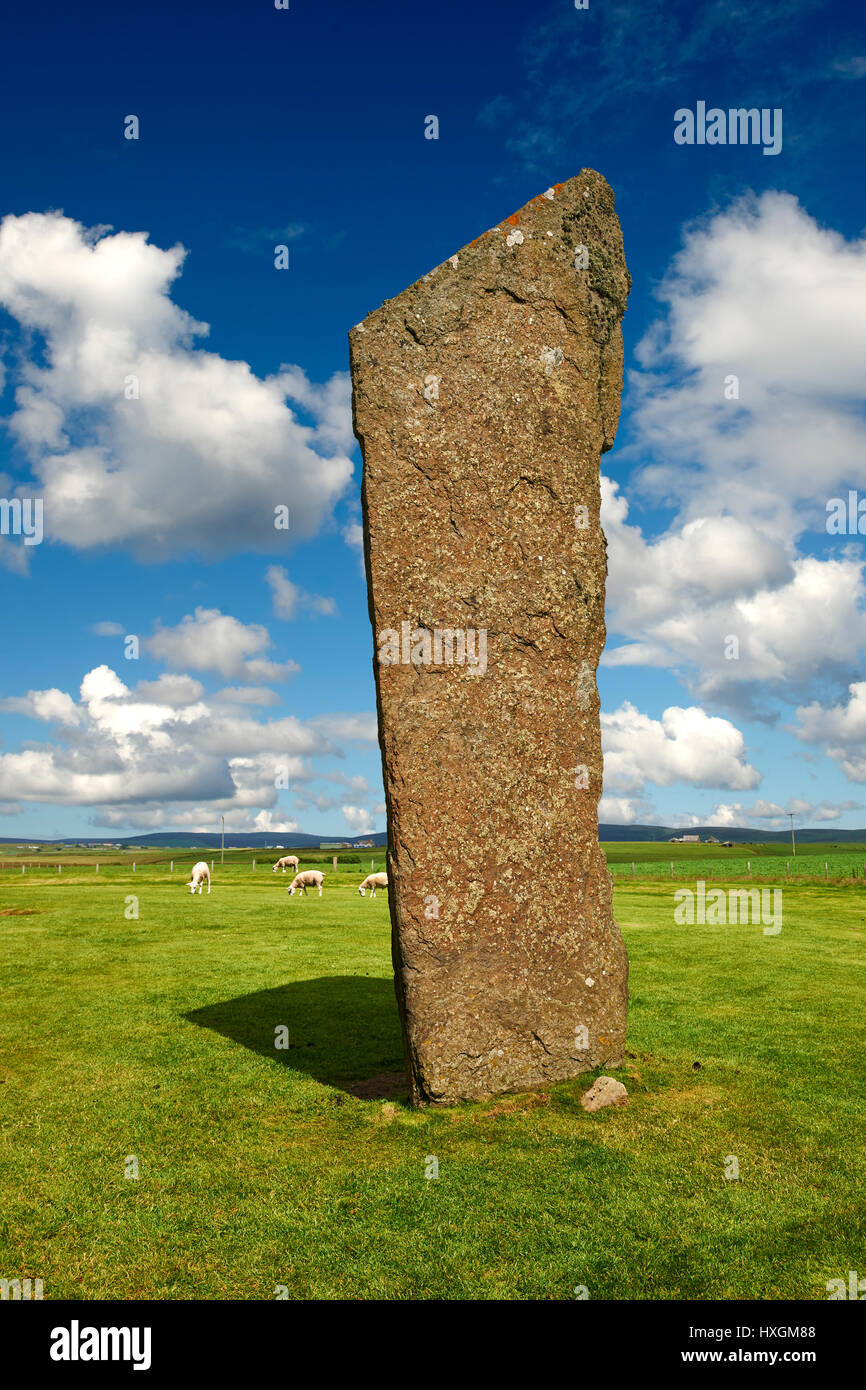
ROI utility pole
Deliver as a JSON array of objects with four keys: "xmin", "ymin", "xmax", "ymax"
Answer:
[
  {"xmin": 221, "ymin": 815, "xmax": 225, "ymax": 865},
  {"xmin": 789, "ymin": 811, "xmax": 796, "ymax": 857}
]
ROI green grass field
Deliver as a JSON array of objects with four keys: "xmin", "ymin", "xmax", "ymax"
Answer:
[
  {"xmin": 603, "ymin": 839, "xmax": 866, "ymax": 884},
  {"xmin": 1, "ymin": 855, "xmax": 863, "ymax": 1300}
]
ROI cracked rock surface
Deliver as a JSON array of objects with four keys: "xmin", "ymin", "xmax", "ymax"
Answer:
[{"xmin": 349, "ymin": 171, "xmax": 630, "ymax": 1106}]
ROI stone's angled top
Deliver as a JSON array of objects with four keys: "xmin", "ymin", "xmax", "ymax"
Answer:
[
  {"xmin": 349, "ymin": 171, "xmax": 631, "ymax": 327},
  {"xmin": 349, "ymin": 169, "xmax": 631, "ymax": 452}
]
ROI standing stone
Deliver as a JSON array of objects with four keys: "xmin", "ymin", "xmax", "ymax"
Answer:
[{"xmin": 350, "ymin": 171, "xmax": 630, "ymax": 1105}]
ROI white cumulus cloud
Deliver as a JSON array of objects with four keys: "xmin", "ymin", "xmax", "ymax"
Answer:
[
  {"xmin": 795, "ymin": 682, "xmax": 866, "ymax": 781},
  {"xmin": 265, "ymin": 565, "xmax": 337, "ymax": 620},
  {"xmin": 0, "ymin": 211, "xmax": 355, "ymax": 560},
  {"xmin": 144, "ymin": 607, "xmax": 299, "ymax": 683},
  {"xmin": 601, "ymin": 191, "xmax": 866, "ymax": 720},
  {"xmin": 341, "ymin": 804, "xmax": 375, "ymax": 834},
  {"xmin": 602, "ymin": 702, "xmax": 760, "ymax": 796},
  {"xmin": 0, "ymin": 664, "xmax": 341, "ymax": 815}
]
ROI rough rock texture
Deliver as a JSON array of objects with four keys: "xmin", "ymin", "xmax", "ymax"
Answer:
[
  {"xmin": 349, "ymin": 171, "xmax": 630, "ymax": 1106},
  {"xmin": 580, "ymin": 1076, "xmax": 629, "ymax": 1112}
]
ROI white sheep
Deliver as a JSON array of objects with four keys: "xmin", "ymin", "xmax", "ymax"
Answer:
[
  {"xmin": 272, "ymin": 855, "xmax": 300, "ymax": 874},
  {"xmin": 287, "ymin": 870, "xmax": 324, "ymax": 897},
  {"xmin": 187, "ymin": 861, "xmax": 211, "ymax": 895},
  {"xmin": 358, "ymin": 872, "xmax": 388, "ymax": 898}
]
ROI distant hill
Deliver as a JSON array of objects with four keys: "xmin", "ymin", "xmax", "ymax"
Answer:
[
  {"xmin": 0, "ymin": 831, "xmax": 388, "ymax": 849},
  {"xmin": 1, "ymin": 824, "xmax": 864, "ymax": 848},
  {"xmin": 595, "ymin": 824, "xmax": 866, "ymax": 844}
]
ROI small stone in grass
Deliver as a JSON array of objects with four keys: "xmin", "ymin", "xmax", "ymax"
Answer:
[{"xmin": 580, "ymin": 1076, "xmax": 628, "ymax": 1112}]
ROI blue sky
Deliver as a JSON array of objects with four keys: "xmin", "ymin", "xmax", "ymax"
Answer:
[{"xmin": 1, "ymin": 0, "xmax": 865, "ymax": 840}]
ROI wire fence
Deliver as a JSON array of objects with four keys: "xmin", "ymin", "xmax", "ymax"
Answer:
[{"xmin": 0, "ymin": 854, "xmax": 388, "ymax": 877}]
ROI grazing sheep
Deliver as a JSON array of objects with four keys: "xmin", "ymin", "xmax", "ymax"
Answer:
[
  {"xmin": 272, "ymin": 855, "xmax": 300, "ymax": 874},
  {"xmin": 187, "ymin": 861, "xmax": 211, "ymax": 895},
  {"xmin": 287, "ymin": 870, "xmax": 324, "ymax": 897},
  {"xmin": 359, "ymin": 872, "xmax": 388, "ymax": 898}
]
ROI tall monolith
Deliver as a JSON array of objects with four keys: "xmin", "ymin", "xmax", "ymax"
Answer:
[{"xmin": 349, "ymin": 171, "xmax": 630, "ymax": 1105}]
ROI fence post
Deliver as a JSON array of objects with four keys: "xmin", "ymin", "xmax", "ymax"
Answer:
[
  {"xmin": 747, "ymin": 861, "xmax": 751, "ymax": 879},
  {"xmin": 21, "ymin": 864, "xmax": 25, "ymax": 875},
  {"xmin": 670, "ymin": 861, "xmax": 673, "ymax": 879},
  {"xmin": 786, "ymin": 860, "xmax": 789, "ymax": 879},
  {"xmin": 58, "ymin": 864, "xmax": 62, "ymax": 874},
  {"xmin": 96, "ymin": 863, "xmax": 99, "ymax": 873},
  {"xmin": 133, "ymin": 862, "xmax": 136, "ymax": 873},
  {"xmin": 631, "ymin": 861, "xmax": 635, "ymax": 878},
  {"xmin": 825, "ymin": 861, "xmax": 829, "ymax": 880},
  {"xmin": 252, "ymin": 858, "xmax": 256, "ymax": 872},
  {"xmin": 333, "ymin": 856, "xmax": 338, "ymax": 873}
]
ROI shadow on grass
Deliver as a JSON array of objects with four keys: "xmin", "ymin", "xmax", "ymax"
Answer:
[{"xmin": 184, "ymin": 975, "xmax": 408, "ymax": 1100}]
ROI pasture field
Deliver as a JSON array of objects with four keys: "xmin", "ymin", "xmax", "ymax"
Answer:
[
  {"xmin": 603, "ymin": 839, "xmax": 866, "ymax": 884},
  {"xmin": 0, "ymin": 860, "xmax": 863, "ymax": 1300},
  {"xmin": 1, "ymin": 834, "xmax": 866, "ymax": 889},
  {"xmin": 2, "ymin": 840, "xmax": 864, "ymax": 885},
  {"xmin": 0, "ymin": 847, "xmax": 387, "ymax": 874}
]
